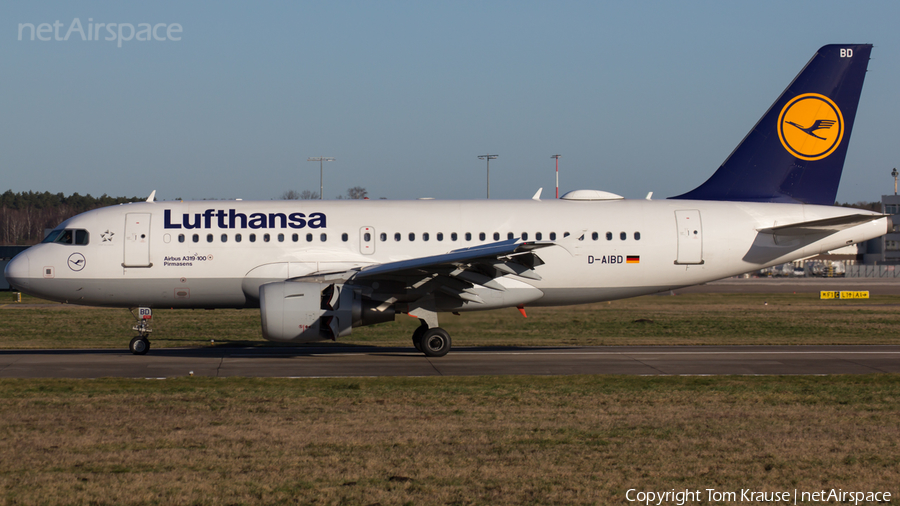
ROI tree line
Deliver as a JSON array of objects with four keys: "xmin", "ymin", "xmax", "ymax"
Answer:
[
  {"xmin": 281, "ymin": 186, "xmax": 369, "ymax": 200},
  {"xmin": 0, "ymin": 190, "xmax": 143, "ymax": 245}
]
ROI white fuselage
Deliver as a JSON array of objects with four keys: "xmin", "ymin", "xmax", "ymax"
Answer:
[{"xmin": 5, "ymin": 196, "xmax": 888, "ymax": 310}]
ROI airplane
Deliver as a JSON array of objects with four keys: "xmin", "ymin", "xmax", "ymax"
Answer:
[{"xmin": 4, "ymin": 44, "xmax": 891, "ymax": 357}]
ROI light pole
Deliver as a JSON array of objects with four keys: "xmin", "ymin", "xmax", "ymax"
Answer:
[
  {"xmin": 307, "ymin": 157, "xmax": 335, "ymax": 200},
  {"xmin": 551, "ymin": 154, "xmax": 562, "ymax": 198},
  {"xmin": 893, "ymin": 168, "xmax": 898, "ymax": 196},
  {"xmin": 478, "ymin": 154, "xmax": 498, "ymax": 199}
]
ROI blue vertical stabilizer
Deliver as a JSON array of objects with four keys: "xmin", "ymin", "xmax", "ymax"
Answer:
[{"xmin": 670, "ymin": 44, "xmax": 872, "ymax": 205}]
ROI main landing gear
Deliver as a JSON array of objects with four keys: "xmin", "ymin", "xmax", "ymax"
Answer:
[
  {"xmin": 411, "ymin": 323, "xmax": 451, "ymax": 358},
  {"xmin": 129, "ymin": 307, "xmax": 152, "ymax": 355}
]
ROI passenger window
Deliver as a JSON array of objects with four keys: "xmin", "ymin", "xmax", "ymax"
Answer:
[
  {"xmin": 437, "ymin": 232, "xmax": 443, "ymax": 241},
  {"xmin": 278, "ymin": 233, "xmax": 285, "ymax": 242},
  {"xmin": 479, "ymin": 232, "xmax": 485, "ymax": 241},
  {"xmin": 549, "ymin": 232, "xmax": 556, "ymax": 240},
  {"xmin": 395, "ymin": 233, "xmax": 401, "ymax": 241},
  {"xmin": 264, "ymin": 233, "xmax": 271, "ymax": 243},
  {"xmin": 306, "ymin": 233, "xmax": 313, "ymax": 242},
  {"xmin": 634, "ymin": 232, "xmax": 641, "ymax": 240},
  {"xmin": 364, "ymin": 233, "xmax": 371, "ymax": 242},
  {"xmin": 508, "ymin": 232, "xmax": 514, "ymax": 240},
  {"xmin": 493, "ymin": 232, "xmax": 500, "ymax": 241},
  {"xmin": 451, "ymin": 232, "xmax": 458, "ymax": 241},
  {"xmin": 249, "ymin": 234, "xmax": 256, "ymax": 243},
  {"xmin": 409, "ymin": 233, "xmax": 416, "ymax": 242},
  {"xmin": 207, "ymin": 234, "xmax": 213, "ymax": 243},
  {"xmin": 221, "ymin": 234, "xmax": 228, "ymax": 243},
  {"xmin": 536, "ymin": 232, "xmax": 542, "ymax": 240},
  {"xmin": 521, "ymin": 232, "xmax": 528, "ymax": 240},
  {"xmin": 292, "ymin": 233, "xmax": 298, "ymax": 242},
  {"xmin": 465, "ymin": 233, "xmax": 472, "ymax": 241},
  {"xmin": 320, "ymin": 233, "xmax": 327, "ymax": 242},
  {"xmin": 620, "ymin": 232, "xmax": 626, "ymax": 240},
  {"xmin": 423, "ymin": 232, "xmax": 429, "ymax": 241},
  {"xmin": 236, "ymin": 234, "xmax": 242, "ymax": 243},
  {"xmin": 380, "ymin": 233, "xmax": 387, "ymax": 242},
  {"xmin": 606, "ymin": 232, "xmax": 613, "ymax": 241},
  {"xmin": 591, "ymin": 232, "xmax": 598, "ymax": 241},
  {"xmin": 342, "ymin": 233, "xmax": 349, "ymax": 242},
  {"xmin": 193, "ymin": 234, "xmax": 199, "ymax": 243},
  {"xmin": 178, "ymin": 234, "xmax": 185, "ymax": 243},
  {"xmin": 563, "ymin": 232, "xmax": 570, "ymax": 238}
]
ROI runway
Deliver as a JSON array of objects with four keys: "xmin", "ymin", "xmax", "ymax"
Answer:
[{"xmin": 1, "ymin": 345, "xmax": 898, "ymax": 378}]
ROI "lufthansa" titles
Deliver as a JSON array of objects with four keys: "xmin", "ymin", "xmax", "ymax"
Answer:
[{"xmin": 163, "ymin": 209, "xmax": 326, "ymax": 230}]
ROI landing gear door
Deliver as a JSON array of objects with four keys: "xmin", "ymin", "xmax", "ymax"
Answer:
[
  {"xmin": 124, "ymin": 213, "xmax": 152, "ymax": 267},
  {"xmin": 360, "ymin": 226, "xmax": 375, "ymax": 255},
  {"xmin": 674, "ymin": 210, "xmax": 703, "ymax": 265}
]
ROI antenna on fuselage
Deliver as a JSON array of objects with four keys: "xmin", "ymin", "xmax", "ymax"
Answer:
[{"xmin": 146, "ymin": 190, "xmax": 157, "ymax": 203}]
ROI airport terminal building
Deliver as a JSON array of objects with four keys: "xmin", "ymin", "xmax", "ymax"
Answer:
[{"xmin": 865, "ymin": 194, "xmax": 900, "ymax": 264}]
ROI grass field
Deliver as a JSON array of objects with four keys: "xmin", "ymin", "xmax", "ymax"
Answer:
[
  {"xmin": 1, "ymin": 375, "xmax": 899, "ymax": 505},
  {"xmin": 2, "ymin": 291, "xmax": 900, "ymax": 350},
  {"xmin": 2, "ymin": 291, "xmax": 899, "ymax": 504}
]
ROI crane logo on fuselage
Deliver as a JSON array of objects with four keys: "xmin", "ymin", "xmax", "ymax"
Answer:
[
  {"xmin": 163, "ymin": 209, "xmax": 327, "ymax": 230},
  {"xmin": 777, "ymin": 93, "xmax": 844, "ymax": 161},
  {"xmin": 67, "ymin": 253, "xmax": 86, "ymax": 271}
]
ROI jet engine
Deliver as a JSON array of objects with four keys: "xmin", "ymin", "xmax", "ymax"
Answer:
[{"xmin": 259, "ymin": 281, "xmax": 395, "ymax": 342}]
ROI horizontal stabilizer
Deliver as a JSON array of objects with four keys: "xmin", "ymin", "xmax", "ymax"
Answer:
[{"xmin": 758, "ymin": 214, "xmax": 885, "ymax": 236}]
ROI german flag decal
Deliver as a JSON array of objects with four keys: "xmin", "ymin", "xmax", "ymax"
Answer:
[{"xmin": 626, "ymin": 255, "xmax": 640, "ymax": 264}]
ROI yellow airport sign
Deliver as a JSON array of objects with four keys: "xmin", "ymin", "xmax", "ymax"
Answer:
[{"xmin": 820, "ymin": 291, "xmax": 869, "ymax": 300}]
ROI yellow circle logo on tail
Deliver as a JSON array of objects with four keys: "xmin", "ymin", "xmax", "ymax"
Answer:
[{"xmin": 777, "ymin": 93, "xmax": 844, "ymax": 161}]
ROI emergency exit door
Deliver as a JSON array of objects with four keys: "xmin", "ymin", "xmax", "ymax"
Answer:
[
  {"xmin": 124, "ymin": 213, "xmax": 152, "ymax": 267},
  {"xmin": 674, "ymin": 210, "xmax": 703, "ymax": 265},
  {"xmin": 359, "ymin": 226, "xmax": 375, "ymax": 255}
]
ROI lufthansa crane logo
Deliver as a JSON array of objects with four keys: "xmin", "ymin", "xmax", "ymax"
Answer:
[
  {"xmin": 777, "ymin": 93, "xmax": 844, "ymax": 161},
  {"xmin": 67, "ymin": 253, "xmax": 86, "ymax": 272}
]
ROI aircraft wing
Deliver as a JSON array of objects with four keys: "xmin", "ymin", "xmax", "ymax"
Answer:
[
  {"xmin": 292, "ymin": 238, "xmax": 555, "ymax": 305},
  {"xmin": 354, "ymin": 238, "xmax": 552, "ymax": 280}
]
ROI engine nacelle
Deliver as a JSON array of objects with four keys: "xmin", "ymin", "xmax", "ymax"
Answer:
[{"xmin": 259, "ymin": 281, "xmax": 395, "ymax": 343}]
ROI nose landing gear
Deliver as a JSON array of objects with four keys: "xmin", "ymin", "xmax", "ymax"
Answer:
[
  {"xmin": 129, "ymin": 307, "xmax": 152, "ymax": 355},
  {"xmin": 129, "ymin": 335, "xmax": 150, "ymax": 355}
]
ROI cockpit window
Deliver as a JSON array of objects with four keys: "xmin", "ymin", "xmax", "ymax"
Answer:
[
  {"xmin": 42, "ymin": 230, "xmax": 62, "ymax": 243},
  {"xmin": 75, "ymin": 230, "xmax": 89, "ymax": 245},
  {"xmin": 58, "ymin": 230, "xmax": 74, "ymax": 244},
  {"xmin": 42, "ymin": 229, "xmax": 89, "ymax": 245}
]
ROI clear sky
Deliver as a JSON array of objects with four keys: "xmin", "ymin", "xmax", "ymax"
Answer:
[{"xmin": 3, "ymin": 1, "xmax": 899, "ymax": 203}]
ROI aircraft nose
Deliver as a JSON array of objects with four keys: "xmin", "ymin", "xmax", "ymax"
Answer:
[{"xmin": 4, "ymin": 250, "xmax": 31, "ymax": 289}]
